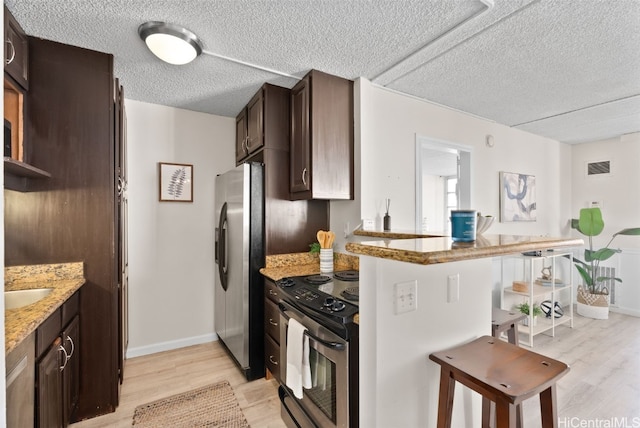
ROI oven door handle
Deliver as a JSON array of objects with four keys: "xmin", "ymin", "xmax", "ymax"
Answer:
[{"xmin": 279, "ymin": 303, "xmax": 346, "ymax": 351}]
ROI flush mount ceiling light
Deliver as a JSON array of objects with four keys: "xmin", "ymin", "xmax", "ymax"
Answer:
[{"xmin": 138, "ymin": 21, "xmax": 203, "ymax": 65}]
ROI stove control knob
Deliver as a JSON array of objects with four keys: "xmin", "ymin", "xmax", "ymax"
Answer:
[
  {"xmin": 330, "ymin": 301, "xmax": 346, "ymax": 312},
  {"xmin": 280, "ymin": 278, "xmax": 295, "ymax": 288},
  {"xmin": 323, "ymin": 297, "xmax": 335, "ymax": 307}
]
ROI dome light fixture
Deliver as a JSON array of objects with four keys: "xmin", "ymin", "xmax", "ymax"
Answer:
[{"xmin": 138, "ymin": 21, "xmax": 203, "ymax": 65}]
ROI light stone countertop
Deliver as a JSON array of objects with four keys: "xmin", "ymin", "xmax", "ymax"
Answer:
[
  {"xmin": 346, "ymin": 232, "xmax": 583, "ymax": 265},
  {"xmin": 259, "ymin": 251, "xmax": 359, "ymax": 281},
  {"xmin": 260, "ymin": 263, "xmax": 330, "ymax": 281},
  {"xmin": 5, "ymin": 262, "xmax": 86, "ymax": 355}
]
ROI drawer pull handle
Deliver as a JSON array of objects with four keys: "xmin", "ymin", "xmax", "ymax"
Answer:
[
  {"xmin": 269, "ymin": 289, "xmax": 278, "ymax": 296},
  {"xmin": 269, "ymin": 318, "xmax": 278, "ymax": 326},
  {"xmin": 269, "ymin": 355, "xmax": 278, "ymax": 365}
]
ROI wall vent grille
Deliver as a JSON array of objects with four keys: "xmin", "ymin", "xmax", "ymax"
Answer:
[
  {"xmin": 597, "ymin": 266, "xmax": 616, "ymax": 306},
  {"xmin": 587, "ymin": 161, "xmax": 610, "ymax": 175}
]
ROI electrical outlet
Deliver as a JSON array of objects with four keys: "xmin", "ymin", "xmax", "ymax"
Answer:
[
  {"xmin": 447, "ymin": 274, "xmax": 459, "ymax": 303},
  {"xmin": 363, "ymin": 218, "xmax": 375, "ymax": 230},
  {"xmin": 395, "ymin": 280, "xmax": 417, "ymax": 314}
]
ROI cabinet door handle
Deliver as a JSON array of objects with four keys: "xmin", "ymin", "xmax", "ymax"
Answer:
[
  {"xmin": 5, "ymin": 38, "xmax": 15, "ymax": 65},
  {"xmin": 269, "ymin": 355, "xmax": 278, "ymax": 365},
  {"xmin": 269, "ymin": 318, "xmax": 278, "ymax": 326},
  {"xmin": 269, "ymin": 289, "xmax": 278, "ymax": 297},
  {"xmin": 117, "ymin": 176, "xmax": 124, "ymax": 196},
  {"xmin": 65, "ymin": 335, "xmax": 75, "ymax": 360},
  {"xmin": 58, "ymin": 345, "xmax": 69, "ymax": 371},
  {"xmin": 302, "ymin": 168, "xmax": 307, "ymax": 186},
  {"xmin": 243, "ymin": 137, "xmax": 249, "ymax": 153}
]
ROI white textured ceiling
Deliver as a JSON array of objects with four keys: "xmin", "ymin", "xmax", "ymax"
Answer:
[{"xmin": 6, "ymin": 0, "xmax": 640, "ymax": 144}]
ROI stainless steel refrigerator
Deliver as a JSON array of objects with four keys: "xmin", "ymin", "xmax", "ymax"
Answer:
[{"xmin": 214, "ymin": 162, "xmax": 265, "ymax": 380}]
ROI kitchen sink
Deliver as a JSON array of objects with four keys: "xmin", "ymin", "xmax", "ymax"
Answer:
[{"xmin": 5, "ymin": 288, "xmax": 53, "ymax": 310}]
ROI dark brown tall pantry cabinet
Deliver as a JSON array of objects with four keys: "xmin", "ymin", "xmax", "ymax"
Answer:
[{"xmin": 4, "ymin": 37, "xmax": 125, "ymax": 422}]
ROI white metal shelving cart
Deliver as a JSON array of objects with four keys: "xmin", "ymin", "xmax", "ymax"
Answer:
[{"xmin": 500, "ymin": 250, "xmax": 574, "ymax": 347}]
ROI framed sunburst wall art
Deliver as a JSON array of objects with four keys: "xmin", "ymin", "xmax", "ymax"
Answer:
[
  {"xmin": 499, "ymin": 171, "xmax": 536, "ymax": 222},
  {"xmin": 159, "ymin": 162, "xmax": 193, "ymax": 202}
]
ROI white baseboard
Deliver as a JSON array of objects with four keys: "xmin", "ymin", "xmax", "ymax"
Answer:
[
  {"xmin": 126, "ymin": 333, "xmax": 219, "ymax": 358},
  {"xmin": 610, "ymin": 306, "xmax": 640, "ymax": 318}
]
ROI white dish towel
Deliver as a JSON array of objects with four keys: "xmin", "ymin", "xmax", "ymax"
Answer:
[{"xmin": 286, "ymin": 318, "xmax": 312, "ymax": 399}]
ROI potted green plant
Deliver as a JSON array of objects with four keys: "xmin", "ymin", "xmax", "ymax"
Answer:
[
  {"xmin": 571, "ymin": 207, "xmax": 640, "ymax": 319},
  {"xmin": 309, "ymin": 242, "xmax": 321, "ymax": 254},
  {"xmin": 515, "ymin": 301, "xmax": 542, "ymax": 326}
]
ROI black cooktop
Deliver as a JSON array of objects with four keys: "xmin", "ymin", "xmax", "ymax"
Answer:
[{"xmin": 278, "ymin": 271, "xmax": 359, "ymax": 324}]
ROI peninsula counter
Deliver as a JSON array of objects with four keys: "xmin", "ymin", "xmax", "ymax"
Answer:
[{"xmin": 348, "ymin": 232, "xmax": 581, "ymax": 427}]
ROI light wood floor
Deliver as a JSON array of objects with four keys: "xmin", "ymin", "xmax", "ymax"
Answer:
[
  {"xmin": 69, "ymin": 341, "xmax": 286, "ymax": 428},
  {"xmin": 520, "ymin": 308, "xmax": 640, "ymax": 426},
  {"xmin": 70, "ymin": 308, "xmax": 640, "ymax": 427}
]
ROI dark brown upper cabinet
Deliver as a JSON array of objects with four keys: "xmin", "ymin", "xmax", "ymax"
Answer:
[
  {"xmin": 235, "ymin": 107, "xmax": 248, "ymax": 162},
  {"xmin": 246, "ymin": 89, "xmax": 264, "ymax": 154},
  {"xmin": 235, "ymin": 83, "xmax": 289, "ymax": 165},
  {"xmin": 4, "ymin": 5, "xmax": 29, "ymax": 90},
  {"xmin": 290, "ymin": 69, "xmax": 354, "ymax": 200},
  {"xmin": 3, "ymin": 6, "xmax": 51, "ymax": 190}
]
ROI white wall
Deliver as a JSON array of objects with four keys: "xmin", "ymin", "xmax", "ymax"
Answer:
[
  {"xmin": 571, "ymin": 132, "xmax": 640, "ymax": 315},
  {"xmin": 125, "ymin": 99, "xmax": 235, "ymax": 357},
  {"xmin": 357, "ymin": 78, "xmax": 573, "ymax": 236},
  {"xmin": 333, "ymin": 77, "xmax": 574, "ymax": 248}
]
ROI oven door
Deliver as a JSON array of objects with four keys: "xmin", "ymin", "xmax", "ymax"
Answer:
[{"xmin": 279, "ymin": 300, "xmax": 350, "ymax": 428}]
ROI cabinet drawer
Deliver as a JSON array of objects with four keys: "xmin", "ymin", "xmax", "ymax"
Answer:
[
  {"xmin": 62, "ymin": 291, "xmax": 79, "ymax": 327},
  {"xmin": 264, "ymin": 279, "xmax": 281, "ymax": 303},
  {"xmin": 264, "ymin": 334, "xmax": 281, "ymax": 383},
  {"xmin": 264, "ymin": 298, "xmax": 280, "ymax": 343},
  {"xmin": 36, "ymin": 309, "xmax": 61, "ymax": 359}
]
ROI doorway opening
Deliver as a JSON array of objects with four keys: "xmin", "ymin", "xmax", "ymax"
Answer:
[{"xmin": 415, "ymin": 136, "xmax": 472, "ymax": 234}]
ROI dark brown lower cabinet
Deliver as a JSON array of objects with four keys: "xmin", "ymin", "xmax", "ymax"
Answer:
[
  {"xmin": 63, "ymin": 315, "xmax": 80, "ymax": 423},
  {"xmin": 37, "ymin": 337, "xmax": 63, "ymax": 428},
  {"xmin": 264, "ymin": 279, "xmax": 282, "ymax": 382},
  {"xmin": 36, "ymin": 296, "xmax": 80, "ymax": 428}
]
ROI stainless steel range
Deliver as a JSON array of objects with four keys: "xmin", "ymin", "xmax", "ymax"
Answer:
[{"xmin": 277, "ymin": 271, "xmax": 359, "ymax": 428}]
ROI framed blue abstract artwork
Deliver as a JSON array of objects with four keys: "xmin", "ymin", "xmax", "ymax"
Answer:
[{"xmin": 500, "ymin": 171, "xmax": 536, "ymax": 222}]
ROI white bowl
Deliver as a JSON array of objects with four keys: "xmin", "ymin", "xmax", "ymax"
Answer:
[{"xmin": 476, "ymin": 216, "xmax": 495, "ymax": 235}]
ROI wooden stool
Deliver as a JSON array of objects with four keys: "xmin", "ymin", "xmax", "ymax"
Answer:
[
  {"xmin": 489, "ymin": 308, "xmax": 527, "ymax": 427},
  {"xmin": 429, "ymin": 336, "xmax": 569, "ymax": 428},
  {"xmin": 491, "ymin": 308, "xmax": 526, "ymax": 345}
]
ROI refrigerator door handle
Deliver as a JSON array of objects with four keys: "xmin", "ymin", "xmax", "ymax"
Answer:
[
  {"xmin": 218, "ymin": 202, "xmax": 229, "ymax": 291},
  {"xmin": 214, "ymin": 227, "xmax": 219, "ymax": 264}
]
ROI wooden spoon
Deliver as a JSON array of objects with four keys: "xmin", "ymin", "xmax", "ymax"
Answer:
[
  {"xmin": 317, "ymin": 230, "xmax": 326, "ymax": 248},
  {"xmin": 327, "ymin": 231, "xmax": 335, "ymax": 248}
]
